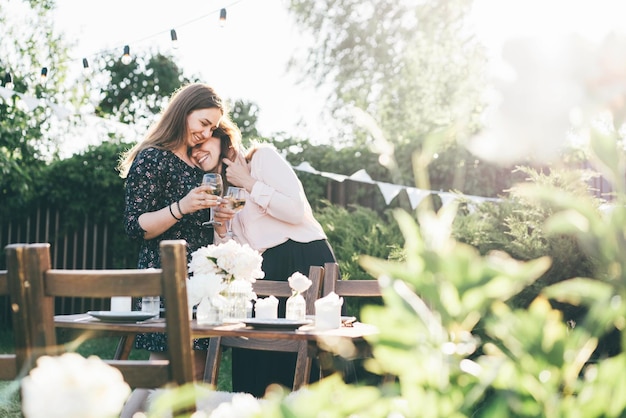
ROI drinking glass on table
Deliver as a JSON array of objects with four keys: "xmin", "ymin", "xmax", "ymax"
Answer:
[
  {"xmin": 201, "ymin": 173, "xmax": 223, "ymax": 226},
  {"xmin": 223, "ymin": 186, "xmax": 246, "ymax": 236}
]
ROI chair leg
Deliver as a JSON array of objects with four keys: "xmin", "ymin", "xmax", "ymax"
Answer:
[
  {"xmin": 204, "ymin": 337, "xmax": 222, "ymax": 386},
  {"xmin": 114, "ymin": 335, "xmax": 136, "ymax": 360},
  {"xmin": 292, "ymin": 341, "xmax": 310, "ymax": 391}
]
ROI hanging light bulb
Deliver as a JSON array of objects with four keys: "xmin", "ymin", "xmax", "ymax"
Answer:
[
  {"xmin": 40, "ymin": 67, "xmax": 48, "ymax": 84},
  {"xmin": 219, "ymin": 8, "xmax": 227, "ymax": 26},
  {"xmin": 121, "ymin": 45, "xmax": 132, "ymax": 65},
  {"xmin": 170, "ymin": 29, "xmax": 179, "ymax": 49},
  {"xmin": 82, "ymin": 58, "xmax": 92, "ymax": 75},
  {"xmin": 4, "ymin": 72, "xmax": 13, "ymax": 90}
]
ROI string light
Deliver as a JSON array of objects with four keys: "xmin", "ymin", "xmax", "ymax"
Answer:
[
  {"xmin": 121, "ymin": 45, "xmax": 132, "ymax": 65},
  {"xmin": 2, "ymin": 1, "xmax": 244, "ymax": 87},
  {"xmin": 82, "ymin": 58, "xmax": 92, "ymax": 75},
  {"xmin": 40, "ymin": 67, "xmax": 48, "ymax": 84},
  {"xmin": 4, "ymin": 72, "xmax": 14, "ymax": 90},
  {"xmin": 170, "ymin": 29, "xmax": 179, "ymax": 49}
]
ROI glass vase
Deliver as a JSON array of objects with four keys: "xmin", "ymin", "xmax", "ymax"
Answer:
[
  {"xmin": 286, "ymin": 292, "xmax": 306, "ymax": 321},
  {"xmin": 222, "ymin": 279, "xmax": 252, "ymax": 322},
  {"xmin": 196, "ymin": 295, "xmax": 224, "ymax": 325}
]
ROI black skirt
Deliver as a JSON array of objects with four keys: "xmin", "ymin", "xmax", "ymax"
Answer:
[{"xmin": 231, "ymin": 238, "xmax": 337, "ymax": 396}]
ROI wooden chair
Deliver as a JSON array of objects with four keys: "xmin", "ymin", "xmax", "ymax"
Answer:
[
  {"xmin": 0, "ymin": 244, "xmax": 48, "ymax": 382},
  {"xmin": 203, "ymin": 265, "xmax": 324, "ymax": 391},
  {"xmin": 322, "ymin": 262, "xmax": 381, "ymax": 299},
  {"xmin": 9, "ymin": 239, "xmax": 194, "ymax": 389}
]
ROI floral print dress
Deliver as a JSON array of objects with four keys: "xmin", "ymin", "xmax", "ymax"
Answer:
[{"xmin": 124, "ymin": 147, "xmax": 213, "ymax": 351}]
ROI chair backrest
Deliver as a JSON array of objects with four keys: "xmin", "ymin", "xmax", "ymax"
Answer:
[
  {"xmin": 322, "ymin": 262, "xmax": 382, "ymax": 298},
  {"xmin": 0, "ymin": 244, "xmax": 45, "ymax": 381},
  {"xmin": 204, "ymin": 265, "xmax": 325, "ymax": 391},
  {"xmin": 8, "ymin": 240, "xmax": 194, "ymax": 388}
]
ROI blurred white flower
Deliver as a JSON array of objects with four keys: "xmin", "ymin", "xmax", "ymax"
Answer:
[
  {"xmin": 208, "ymin": 393, "xmax": 262, "ymax": 418},
  {"xmin": 287, "ymin": 272, "xmax": 312, "ymax": 294},
  {"xmin": 469, "ymin": 32, "xmax": 626, "ymax": 165},
  {"xmin": 21, "ymin": 352, "xmax": 130, "ymax": 418}
]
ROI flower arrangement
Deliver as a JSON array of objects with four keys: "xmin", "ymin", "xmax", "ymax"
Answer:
[
  {"xmin": 187, "ymin": 241, "xmax": 265, "ymax": 322},
  {"xmin": 21, "ymin": 352, "xmax": 131, "ymax": 418},
  {"xmin": 187, "ymin": 240, "xmax": 265, "ymax": 304},
  {"xmin": 286, "ymin": 271, "xmax": 313, "ymax": 321},
  {"xmin": 287, "ymin": 271, "xmax": 312, "ymax": 294}
]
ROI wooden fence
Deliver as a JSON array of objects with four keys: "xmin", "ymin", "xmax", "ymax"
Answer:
[{"xmin": 0, "ymin": 207, "xmax": 120, "ymax": 327}]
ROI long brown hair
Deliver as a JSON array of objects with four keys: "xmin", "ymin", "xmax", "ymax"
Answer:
[
  {"xmin": 118, "ymin": 83, "xmax": 230, "ymax": 178},
  {"xmin": 210, "ymin": 119, "xmax": 243, "ymax": 190}
]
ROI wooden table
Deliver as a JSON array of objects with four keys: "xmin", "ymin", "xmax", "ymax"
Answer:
[{"xmin": 54, "ymin": 314, "xmax": 378, "ymax": 380}]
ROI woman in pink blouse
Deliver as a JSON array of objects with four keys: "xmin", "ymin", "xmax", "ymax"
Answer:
[{"xmin": 192, "ymin": 127, "xmax": 337, "ymax": 397}]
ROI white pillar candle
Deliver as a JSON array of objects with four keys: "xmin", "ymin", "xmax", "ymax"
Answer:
[
  {"xmin": 110, "ymin": 296, "xmax": 131, "ymax": 312},
  {"xmin": 254, "ymin": 296, "xmax": 278, "ymax": 319},
  {"xmin": 314, "ymin": 292, "xmax": 343, "ymax": 330}
]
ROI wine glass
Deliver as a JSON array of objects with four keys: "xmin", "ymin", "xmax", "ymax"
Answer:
[
  {"xmin": 201, "ymin": 173, "xmax": 223, "ymax": 226},
  {"xmin": 223, "ymin": 186, "xmax": 246, "ymax": 236}
]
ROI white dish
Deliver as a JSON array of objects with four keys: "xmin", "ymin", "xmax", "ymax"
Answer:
[
  {"xmin": 243, "ymin": 318, "xmax": 313, "ymax": 330},
  {"xmin": 87, "ymin": 311, "xmax": 157, "ymax": 323},
  {"xmin": 305, "ymin": 315, "xmax": 357, "ymax": 325}
]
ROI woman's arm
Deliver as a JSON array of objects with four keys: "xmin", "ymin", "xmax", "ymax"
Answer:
[{"xmin": 224, "ymin": 147, "xmax": 306, "ymax": 224}]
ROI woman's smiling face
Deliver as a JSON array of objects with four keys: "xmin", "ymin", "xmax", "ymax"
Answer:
[
  {"xmin": 191, "ymin": 136, "xmax": 222, "ymax": 171},
  {"xmin": 185, "ymin": 107, "xmax": 222, "ymax": 148}
]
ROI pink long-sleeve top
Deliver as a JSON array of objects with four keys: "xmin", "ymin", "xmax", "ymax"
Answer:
[{"xmin": 221, "ymin": 145, "xmax": 327, "ymax": 253}]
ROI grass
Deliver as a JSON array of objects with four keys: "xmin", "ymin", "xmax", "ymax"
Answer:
[{"xmin": 0, "ymin": 329, "xmax": 232, "ymax": 417}]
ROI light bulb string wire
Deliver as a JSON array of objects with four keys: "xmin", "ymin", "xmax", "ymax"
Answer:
[{"xmin": 60, "ymin": 0, "xmax": 245, "ymax": 69}]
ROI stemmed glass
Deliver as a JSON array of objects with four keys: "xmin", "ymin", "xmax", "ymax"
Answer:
[
  {"xmin": 201, "ymin": 173, "xmax": 223, "ymax": 226},
  {"xmin": 223, "ymin": 186, "xmax": 246, "ymax": 236}
]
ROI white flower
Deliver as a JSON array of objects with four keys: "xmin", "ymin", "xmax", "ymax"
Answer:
[
  {"xmin": 187, "ymin": 272, "xmax": 227, "ymax": 306},
  {"xmin": 21, "ymin": 352, "xmax": 131, "ymax": 418},
  {"xmin": 209, "ymin": 393, "xmax": 262, "ymax": 418},
  {"xmin": 188, "ymin": 241, "xmax": 265, "ymax": 284},
  {"xmin": 288, "ymin": 272, "xmax": 312, "ymax": 293}
]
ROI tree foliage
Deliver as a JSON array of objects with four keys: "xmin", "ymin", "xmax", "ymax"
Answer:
[{"xmin": 0, "ymin": 0, "xmax": 85, "ymax": 218}]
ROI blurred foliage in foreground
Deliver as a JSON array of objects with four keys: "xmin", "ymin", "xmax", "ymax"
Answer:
[{"xmin": 151, "ymin": 130, "xmax": 626, "ymax": 417}]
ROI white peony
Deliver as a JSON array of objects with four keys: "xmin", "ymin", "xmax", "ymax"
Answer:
[
  {"xmin": 188, "ymin": 241, "xmax": 265, "ymax": 284},
  {"xmin": 21, "ymin": 352, "xmax": 131, "ymax": 418},
  {"xmin": 208, "ymin": 392, "xmax": 262, "ymax": 418},
  {"xmin": 187, "ymin": 272, "xmax": 227, "ymax": 306},
  {"xmin": 288, "ymin": 272, "xmax": 312, "ymax": 293}
]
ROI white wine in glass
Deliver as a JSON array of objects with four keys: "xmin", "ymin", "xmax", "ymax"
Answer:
[
  {"xmin": 201, "ymin": 173, "xmax": 223, "ymax": 226},
  {"xmin": 224, "ymin": 186, "xmax": 246, "ymax": 236}
]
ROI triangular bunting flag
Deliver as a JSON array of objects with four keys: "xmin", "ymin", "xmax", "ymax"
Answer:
[
  {"xmin": 406, "ymin": 188, "xmax": 431, "ymax": 209},
  {"xmin": 377, "ymin": 182, "xmax": 403, "ymax": 204},
  {"xmin": 438, "ymin": 192, "xmax": 458, "ymax": 207},
  {"xmin": 349, "ymin": 169, "xmax": 374, "ymax": 184},
  {"xmin": 319, "ymin": 172, "xmax": 348, "ymax": 182},
  {"xmin": 293, "ymin": 161, "xmax": 318, "ymax": 174}
]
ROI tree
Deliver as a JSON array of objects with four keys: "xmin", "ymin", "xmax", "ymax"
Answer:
[
  {"xmin": 286, "ymin": 0, "xmax": 515, "ymax": 197},
  {"xmin": 0, "ymin": 0, "xmax": 86, "ymax": 218}
]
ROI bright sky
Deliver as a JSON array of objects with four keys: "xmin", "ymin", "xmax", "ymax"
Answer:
[
  {"xmin": 51, "ymin": 0, "xmax": 626, "ymax": 148},
  {"xmin": 52, "ymin": 0, "xmax": 328, "ymax": 143}
]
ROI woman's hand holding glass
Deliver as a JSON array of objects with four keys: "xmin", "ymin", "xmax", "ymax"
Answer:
[
  {"xmin": 223, "ymin": 187, "xmax": 247, "ymax": 237},
  {"xmin": 201, "ymin": 173, "xmax": 223, "ymax": 226},
  {"xmin": 175, "ymin": 185, "xmax": 221, "ymax": 216}
]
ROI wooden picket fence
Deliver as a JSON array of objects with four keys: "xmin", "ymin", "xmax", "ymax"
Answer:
[{"xmin": 0, "ymin": 207, "xmax": 127, "ymax": 328}]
